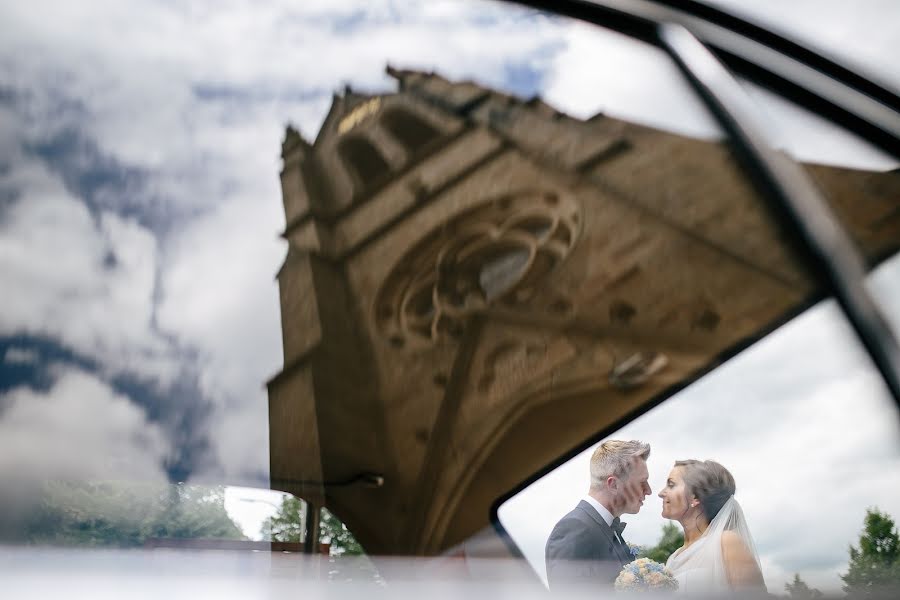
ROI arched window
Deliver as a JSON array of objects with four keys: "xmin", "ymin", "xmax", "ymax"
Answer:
[
  {"xmin": 338, "ymin": 136, "xmax": 389, "ymax": 189},
  {"xmin": 382, "ymin": 108, "xmax": 440, "ymax": 156}
]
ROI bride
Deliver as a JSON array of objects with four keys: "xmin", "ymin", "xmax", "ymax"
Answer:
[{"xmin": 659, "ymin": 460, "xmax": 766, "ymax": 594}]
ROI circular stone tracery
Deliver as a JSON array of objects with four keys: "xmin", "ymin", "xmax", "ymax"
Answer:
[{"xmin": 376, "ymin": 191, "xmax": 580, "ymax": 345}]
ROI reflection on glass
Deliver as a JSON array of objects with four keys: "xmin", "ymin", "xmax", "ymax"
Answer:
[
  {"xmin": 737, "ymin": 80, "xmax": 900, "ymax": 338},
  {"xmin": 498, "ymin": 269, "xmax": 900, "ymax": 593},
  {"xmin": 0, "ymin": 1, "xmax": 897, "ymax": 585},
  {"xmin": 4, "ymin": 481, "xmax": 247, "ymax": 548},
  {"xmin": 739, "ymin": 79, "xmax": 899, "ymax": 171},
  {"xmin": 271, "ymin": 51, "xmax": 895, "ymax": 557},
  {"xmin": 868, "ymin": 254, "xmax": 900, "ymax": 340}
]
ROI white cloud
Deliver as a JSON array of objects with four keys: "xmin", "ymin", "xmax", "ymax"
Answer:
[
  {"xmin": 739, "ymin": 82, "xmax": 899, "ymax": 169},
  {"xmin": 158, "ymin": 200, "xmax": 284, "ymax": 404},
  {"xmin": 0, "ymin": 367, "xmax": 169, "ymax": 484},
  {"xmin": 707, "ymin": 0, "xmax": 900, "ymax": 88},
  {"xmin": 0, "ymin": 111, "xmax": 178, "ymax": 383},
  {"xmin": 156, "ymin": 186, "xmax": 285, "ymax": 482},
  {"xmin": 0, "ymin": 0, "xmax": 565, "ymax": 169},
  {"xmin": 1, "ymin": 0, "xmax": 575, "ymax": 486},
  {"xmin": 3, "ymin": 347, "xmax": 38, "ymax": 365},
  {"xmin": 542, "ymin": 21, "xmax": 720, "ymax": 137},
  {"xmin": 0, "ymin": 367, "xmax": 171, "ymax": 533}
]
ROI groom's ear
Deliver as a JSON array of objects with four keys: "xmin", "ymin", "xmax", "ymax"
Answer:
[{"xmin": 606, "ymin": 475, "xmax": 618, "ymax": 491}]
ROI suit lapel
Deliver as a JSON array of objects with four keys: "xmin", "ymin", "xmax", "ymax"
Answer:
[
  {"xmin": 576, "ymin": 501, "xmax": 633, "ymax": 564},
  {"xmin": 615, "ymin": 529, "xmax": 632, "ymax": 563},
  {"xmin": 577, "ymin": 502, "xmax": 621, "ymax": 548}
]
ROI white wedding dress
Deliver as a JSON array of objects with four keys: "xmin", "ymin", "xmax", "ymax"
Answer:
[{"xmin": 665, "ymin": 497, "xmax": 762, "ymax": 595}]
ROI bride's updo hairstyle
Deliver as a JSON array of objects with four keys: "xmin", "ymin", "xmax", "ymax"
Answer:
[{"xmin": 675, "ymin": 460, "xmax": 736, "ymax": 523}]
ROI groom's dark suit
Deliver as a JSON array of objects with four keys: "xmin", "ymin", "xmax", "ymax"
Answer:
[{"xmin": 545, "ymin": 500, "xmax": 633, "ymax": 590}]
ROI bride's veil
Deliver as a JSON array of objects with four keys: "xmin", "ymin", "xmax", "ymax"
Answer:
[{"xmin": 667, "ymin": 496, "xmax": 762, "ymax": 589}]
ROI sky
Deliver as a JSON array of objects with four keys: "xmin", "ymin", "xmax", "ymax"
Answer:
[
  {"xmin": 0, "ymin": 0, "xmax": 579, "ymax": 492},
  {"xmin": 499, "ymin": 255, "xmax": 900, "ymax": 593},
  {"xmin": 0, "ymin": 0, "xmax": 898, "ymax": 591}
]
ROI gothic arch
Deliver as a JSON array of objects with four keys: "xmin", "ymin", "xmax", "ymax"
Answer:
[
  {"xmin": 381, "ymin": 107, "xmax": 440, "ymax": 156},
  {"xmin": 338, "ymin": 135, "xmax": 390, "ymax": 191},
  {"xmin": 425, "ymin": 379, "xmax": 616, "ymax": 553}
]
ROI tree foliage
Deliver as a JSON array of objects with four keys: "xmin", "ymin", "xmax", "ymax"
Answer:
[
  {"xmin": 260, "ymin": 495, "xmax": 305, "ymax": 543},
  {"xmin": 841, "ymin": 508, "xmax": 900, "ymax": 597},
  {"xmin": 640, "ymin": 522, "xmax": 684, "ymax": 563},
  {"xmin": 24, "ymin": 480, "xmax": 246, "ymax": 547},
  {"xmin": 261, "ymin": 496, "xmax": 364, "ymax": 556},
  {"xmin": 784, "ymin": 573, "xmax": 823, "ymax": 599},
  {"xmin": 320, "ymin": 507, "xmax": 364, "ymax": 556}
]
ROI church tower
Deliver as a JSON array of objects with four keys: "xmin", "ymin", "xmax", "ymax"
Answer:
[{"xmin": 267, "ymin": 67, "xmax": 899, "ymax": 556}]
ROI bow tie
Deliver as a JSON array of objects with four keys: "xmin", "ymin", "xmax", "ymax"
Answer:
[{"xmin": 611, "ymin": 517, "xmax": 627, "ymax": 537}]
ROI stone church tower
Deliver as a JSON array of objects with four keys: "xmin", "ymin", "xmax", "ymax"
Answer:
[{"xmin": 267, "ymin": 67, "xmax": 898, "ymax": 556}]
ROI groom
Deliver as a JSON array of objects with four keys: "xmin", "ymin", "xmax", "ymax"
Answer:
[{"xmin": 545, "ymin": 440, "xmax": 652, "ymax": 590}]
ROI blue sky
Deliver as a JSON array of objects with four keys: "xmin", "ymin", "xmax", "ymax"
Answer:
[{"xmin": 1, "ymin": 0, "xmax": 898, "ymax": 591}]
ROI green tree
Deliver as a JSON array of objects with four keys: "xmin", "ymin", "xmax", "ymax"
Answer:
[
  {"xmin": 148, "ymin": 483, "xmax": 245, "ymax": 541},
  {"xmin": 841, "ymin": 508, "xmax": 900, "ymax": 597},
  {"xmin": 260, "ymin": 495, "xmax": 305, "ymax": 543},
  {"xmin": 261, "ymin": 497, "xmax": 364, "ymax": 556},
  {"xmin": 24, "ymin": 480, "xmax": 245, "ymax": 547},
  {"xmin": 320, "ymin": 507, "xmax": 364, "ymax": 556},
  {"xmin": 640, "ymin": 522, "xmax": 684, "ymax": 563},
  {"xmin": 784, "ymin": 573, "xmax": 823, "ymax": 599}
]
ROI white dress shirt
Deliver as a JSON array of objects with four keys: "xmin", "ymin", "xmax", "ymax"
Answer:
[{"xmin": 583, "ymin": 495, "xmax": 624, "ymax": 544}]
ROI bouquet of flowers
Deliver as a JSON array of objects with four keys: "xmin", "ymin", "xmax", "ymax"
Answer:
[{"xmin": 614, "ymin": 557, "xmax": 679, "ymax": 592}]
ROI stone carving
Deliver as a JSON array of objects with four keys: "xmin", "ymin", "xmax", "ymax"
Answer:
[
  {"xmin": 609, "ymin": 351, "xmax": 669, "ymax": 391},
  {"xmin": 376, "ymin": 191, "xmax": 580, "ymax": 345},
  {"xmin": 476, "ymin": 337, "xmax": 577, "ymax": 405}
]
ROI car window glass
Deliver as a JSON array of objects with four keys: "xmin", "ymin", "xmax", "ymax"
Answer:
[
  {"xmin": 737, "ymin": 80, "xmax": 898, "ymax": 171},
  {"xmin": 497, "ymin": 277, "xmax": 900, "ymax": 594},
  {"xmin": 734, "ymin": 79, "xmax": 900, "ymax": 339},
  {"xmin": 698, "ymin": 3, "xmax": 900, "ymax": 290},
  {"xmin": 0, "ymin": 0, "xmax": 896, "ymax": 578},
  {"xmin": 705, "ymin": 0, "xmax": 900, "ymax": 92},
  {"xmin": 867, "ymin": 254, "xmax": 900, "ymax": 341}
]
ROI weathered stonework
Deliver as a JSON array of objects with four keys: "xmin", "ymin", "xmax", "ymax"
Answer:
[{"xmin": 267, "ymin": 67, "xmax": 900, "ymax": 556}]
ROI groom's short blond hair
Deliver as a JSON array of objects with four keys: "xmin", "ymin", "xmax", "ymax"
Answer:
[{"xmin": 590, "ymin": 440, "xmax": 650, "ymax": 488}]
